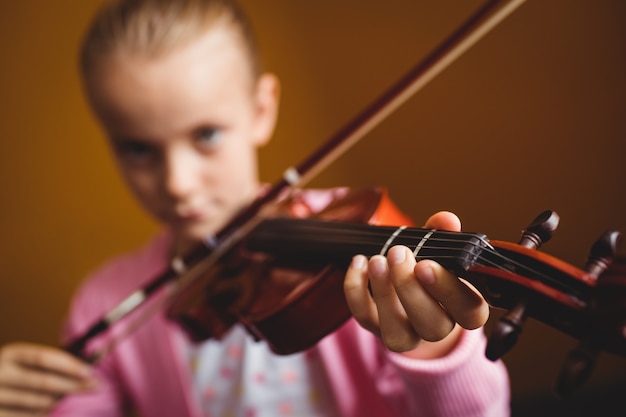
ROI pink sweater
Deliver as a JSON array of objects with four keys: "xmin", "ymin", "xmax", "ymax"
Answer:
[{"xmin": 51, "ymin": 190, "xmax": 510, "ymax": 417}]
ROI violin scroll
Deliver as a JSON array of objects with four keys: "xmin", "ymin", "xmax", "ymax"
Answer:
[
  {"xmin": 481, "ymin": 210, "xmax": 624, "ymax": 396},
  {"xmin": 486, "ymin": 210, "xmax": 560, "ymax": 360}
]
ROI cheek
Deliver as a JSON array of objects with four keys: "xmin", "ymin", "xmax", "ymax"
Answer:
[
  {"xmin": 219, "ymin": 143, "xmax": 258, "ymax": 185},
  {"xmin": 119, "ymin": 167, "xmax": 163, "ymax": 208}
]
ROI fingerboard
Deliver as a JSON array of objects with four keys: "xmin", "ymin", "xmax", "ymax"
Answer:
[{"xmin": 246, "ymin": 217, "xmax": 490, "ymax": 271}]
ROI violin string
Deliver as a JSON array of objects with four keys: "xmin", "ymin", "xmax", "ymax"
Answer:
[{"xmin": 459, "ymin": 243, "xmax": 587, "ymax": 299}]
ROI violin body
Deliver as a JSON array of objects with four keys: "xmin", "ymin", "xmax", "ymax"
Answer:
[{"xmin": 167, "ymin": 187, "xmax": 414, "ymax": 355}]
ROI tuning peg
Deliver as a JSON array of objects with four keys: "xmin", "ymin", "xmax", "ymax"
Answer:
[
  {"xmin": 585, "ymin": 230, "xmax": 622, "ymax": 278},
  {"xmin": 554, "ymin": 230, "xmax": 622, "ymax": 397},
  {"xmin": 554, "ymin": 342, "xmax": 597, "ymax": 398},
  {"xmin": 485, "ymin": 301, "xmax": 526, "ymax": 360},
  {"xmin": 518, "ymin": 210, "xmax": 560, "ymax": 249},
  {"xmin": 486, "ymin": 211, "xmax": 560, "ymax": 360}
]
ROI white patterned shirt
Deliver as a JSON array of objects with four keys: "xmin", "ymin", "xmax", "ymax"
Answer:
[{"xmin": 188, "ymin": 325, "xmax": 338, "ymax": 417}]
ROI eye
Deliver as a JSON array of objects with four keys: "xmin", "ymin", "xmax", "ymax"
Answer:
[
  {"xmin": 194, "ymin": 126, "xmax": 223, "ymax": 150},
  {"xmin": 112, "ymin": 139, "xmax": 158, "ymax": 166}
]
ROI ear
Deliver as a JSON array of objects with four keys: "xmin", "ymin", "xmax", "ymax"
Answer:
[{"xmin": 251, "ymin": 73, "xmax": 280, "ymax": 147}]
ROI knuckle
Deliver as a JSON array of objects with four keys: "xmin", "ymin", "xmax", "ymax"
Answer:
[
  {"xmin": 457, "ymin": 306, "xmax": 489, "ymax": 330},
  {"xmin": 26, "ymin": 394, "xmax": 55, "ymax": 412},
  {"xmin": 349, "ymin": 307, "xmax": 378, "ymax": 333},
  {"xmin": 370, "ymin": 287, "xmax": 395, "ymax": 303},
  {"xmin": 355, "ymin": 318, "xmax": 381, "ymax": 338},
  {"xmin": 30, "ymin": 351, "xmax": 48, "ymax": 370},
  {"xmin": 389, "ymin": 268, "xmax": 416, "ymax": 290},
  {"xmin": 420, "ymin": 327, "xmax": 452, "ymax": 342},
  {"xmin": 34, "ymin": 393, "xmax": 57, "ymax": 410},
  {"xmin": 342, "ymin": 275, "xmax": 363, "ymax": 293},
  {"xmin": 30, "ymin": 377, "xmax": 51, "ymax": 393},
  {"xmin": 382, "ymin": 332, "xmax": 419, "ymax": 353},
  {"xmin": 349, "ymin": 308, "xmax": 368, "ymax": 324},
  {"xmin": 419, "ymin": 320, "xmax": 455, "ymax": 342},
  {"xmin": 24, "ymin": 372, "xmax": 62, "ymax": 394}
]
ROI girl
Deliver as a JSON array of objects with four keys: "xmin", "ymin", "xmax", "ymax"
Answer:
[{"xmin": 0, "ymin": 1, "xmax": 509, "ymax": 415}]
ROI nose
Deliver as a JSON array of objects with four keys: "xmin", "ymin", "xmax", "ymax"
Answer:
[{"xmin": 163, "ymin": 146, "xmax": 199, "ymax": 199}]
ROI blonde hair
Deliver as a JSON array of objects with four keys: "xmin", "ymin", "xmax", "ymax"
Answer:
[{"xmin": 80, "ymin": 0, "xmax": 260, "ymax": 78}]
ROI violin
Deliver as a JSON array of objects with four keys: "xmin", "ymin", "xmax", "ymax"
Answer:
[
  {"xmin": 64, "ymin": 0, "xmax": 625, "ymax": 398},
  {"xmin": 164, "ymin": 186, "xmax": 625, "ymax": 398}
]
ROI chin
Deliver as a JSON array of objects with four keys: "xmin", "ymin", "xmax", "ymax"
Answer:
[{"xmin": 179, "ymin": 222, "xmax": 219, "ymax": 242}]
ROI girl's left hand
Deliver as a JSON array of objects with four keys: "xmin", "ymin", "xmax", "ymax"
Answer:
[{"xmin": 343, "ymin": 211, "xmax": 489, "ymax": 357}]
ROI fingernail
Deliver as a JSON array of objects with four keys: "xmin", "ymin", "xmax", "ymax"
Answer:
[
  {"xmin": 351, "ymin": 255, "xmax": 367, "ymax": 270},
  {"xmin": 415, "ymin": 261, "xmax": 436, "ymax": 284},
  {"xmin": 387, "ymin": 246, "xmax": 406, "ymax": 265},
  {"xmin": 369, "ymin": 256, "xmax": 388, "ymax": 277}
]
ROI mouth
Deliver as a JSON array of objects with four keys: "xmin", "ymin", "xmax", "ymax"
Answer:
[{"xmin": 173, "ymin": 208, "xmax": 207, "ymax": 224}]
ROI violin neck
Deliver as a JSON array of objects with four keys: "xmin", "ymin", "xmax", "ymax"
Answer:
[{"xmin": 246, "ymin": 217, "xmax": 491, "ymax": 272}]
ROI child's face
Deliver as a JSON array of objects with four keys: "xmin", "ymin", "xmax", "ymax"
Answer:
[{"xmin": 84, "ymin": 27, "xmax": 278, "ymax": 247}]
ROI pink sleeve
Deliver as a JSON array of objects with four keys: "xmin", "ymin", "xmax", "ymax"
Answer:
[{"xmin": 385, "ymin": 328, "xmax": 510, "ymax": 417}]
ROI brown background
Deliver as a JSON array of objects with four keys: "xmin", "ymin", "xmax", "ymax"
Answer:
[{"xmin": 1, "ymin": 0, "xmax": 625, "ymax": 415}]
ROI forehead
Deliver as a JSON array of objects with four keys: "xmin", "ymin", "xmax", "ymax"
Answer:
[{"xmin": 85, "ymin": 25, "xmax": 255, "ymax": 137}]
